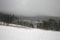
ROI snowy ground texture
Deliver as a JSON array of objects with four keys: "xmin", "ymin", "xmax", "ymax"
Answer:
[{"xmin": 0, "ymin": 25, "xmax": 60, "ymax": 40}]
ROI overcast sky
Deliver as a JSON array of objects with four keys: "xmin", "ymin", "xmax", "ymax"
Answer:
[{"xmin": 0, "ymin": 0, "xmax": 60, "ymax": 17}]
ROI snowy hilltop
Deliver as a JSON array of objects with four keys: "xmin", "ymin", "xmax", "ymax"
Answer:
[{"xmin": 0, "ymin": 25, "xmax": 60, "ymax": 40}]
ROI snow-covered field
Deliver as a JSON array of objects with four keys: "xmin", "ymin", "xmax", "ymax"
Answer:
[{"xmin": 0, "ymin": 25, "xmax": 60, "ymax": 40}]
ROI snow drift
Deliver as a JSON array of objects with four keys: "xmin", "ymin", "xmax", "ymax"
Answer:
[{"xmin": 0, "ymin": 25, "xmax": 60, "ymax": 40}]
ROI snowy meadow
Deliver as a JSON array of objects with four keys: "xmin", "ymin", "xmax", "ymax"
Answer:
[{"xmin": 0, "ymin": 25, "xmax": 60, "ymax": 40}]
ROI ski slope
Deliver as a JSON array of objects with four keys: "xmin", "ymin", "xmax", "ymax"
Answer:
[{"xmin": 0, "ymin": 25, "xmax": 60, "ymax": 40}]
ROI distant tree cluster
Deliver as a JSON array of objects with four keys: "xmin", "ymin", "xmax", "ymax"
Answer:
[
  {"xmin": 16, "ymin": 20, "xmax": 33, "ymax": 28},
  {"xmin": 0, "ymin": 12, "xmax": 16, "ymax": 25},
  {"xmin": 41, "ymin": 18, "xmax": 60, "ymax": 31},
  {"xmin": 15, "ymin": 17, "xmax": 60, "ymax": 31}
]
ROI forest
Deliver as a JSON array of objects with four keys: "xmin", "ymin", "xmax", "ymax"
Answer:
[{"xmin": 0, "ymin": 12, "xmax": 60, "ymax": 31}]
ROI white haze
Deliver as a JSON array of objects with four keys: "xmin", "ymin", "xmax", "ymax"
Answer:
[{"xmin": 0, "ymin": 0, "xmax": 60, "ymax": 17}]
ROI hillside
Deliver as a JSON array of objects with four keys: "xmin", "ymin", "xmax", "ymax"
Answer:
[
  {"xmin": 0, "ymin": 25, "xmax": 60, "ymax": 40},
  {"xmin": 0, "ymin": 12, "xmax": 60, "ymax": 31}
]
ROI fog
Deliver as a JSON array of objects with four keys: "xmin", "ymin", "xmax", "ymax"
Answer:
[
  {"xmin": 0, "ymin": 0, "xmax": 60, "ymax": 17},
  {"xmin": 0, "ymin": 26, "xmax": 60, "ymax": 40}
]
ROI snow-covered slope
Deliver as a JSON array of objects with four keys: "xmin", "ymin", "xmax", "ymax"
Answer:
[{"xmin": 0, "ymin": 25, "xmax": 60, "ymax": 40}]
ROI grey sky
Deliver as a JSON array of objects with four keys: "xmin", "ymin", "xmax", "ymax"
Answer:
[{"xmin": 0, "ymin": 0, "xmax": 60, "ymax": 17}]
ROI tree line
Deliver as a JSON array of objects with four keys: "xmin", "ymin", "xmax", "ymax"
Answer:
[
  {"xmin": 0, "ymin": 12, "xmax": 16, "ymax": 25},
  {"xmin": 16, "ymin": 18, "xmax": 60, "ymax": 31},
  {"xmin": 37, "ymin": 18, "xmax": 60, "ymax": 31},
  {"xmin": 0, "ymin": 12, "xmax": 60, "ymax": 31}
]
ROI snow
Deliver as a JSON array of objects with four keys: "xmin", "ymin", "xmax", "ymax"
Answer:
[{"xmin": 0, "ymin": 25, "xmax": 60, "ymax": 40}]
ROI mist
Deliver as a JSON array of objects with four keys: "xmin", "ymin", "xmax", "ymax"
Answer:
[{"xmin": 0, "ymin": 0, "xmax": 60, "ymax": 17}]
